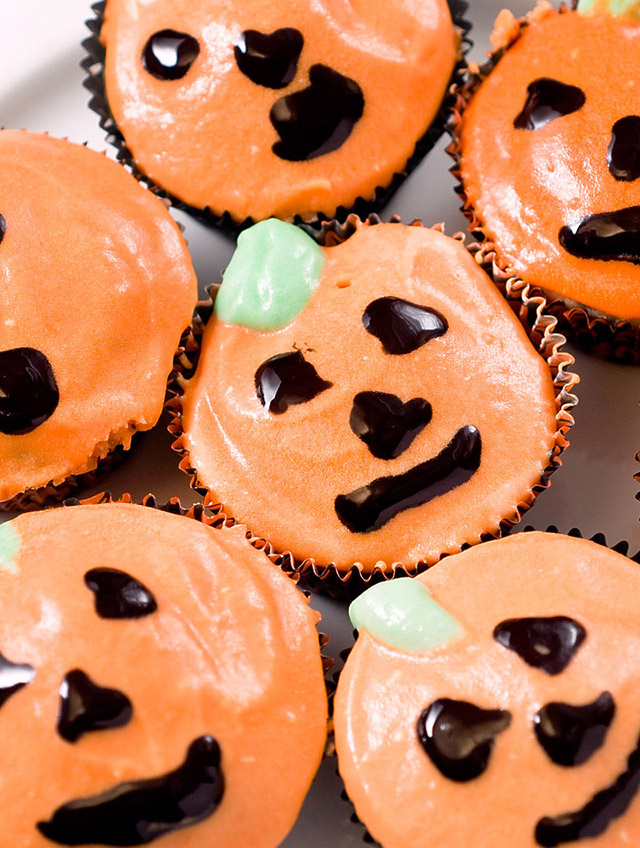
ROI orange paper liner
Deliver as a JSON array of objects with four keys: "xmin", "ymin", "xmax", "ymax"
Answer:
[
  {"xmin": 446, "ymin": 1, "xmax": 640, "ymax": 364},
  {"xmin": 82, "ymin": 0, "xmax": 472, "ymax": 232},
  {"xmin": 0, "ymin": 317, "xmax": 196, "ymax": 513},
  {"xmin": 166, "ymin": 214, "xmax": 579, "ymax": 598},
  {"xmin": 332, "ymin": 523, "xmax": 640, "ymax": 847}
]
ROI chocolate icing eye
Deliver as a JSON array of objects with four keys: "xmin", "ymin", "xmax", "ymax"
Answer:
[
  {"xmin": 37, "ymin": 735, "xmax": 225, "ymax": 846},
  {"xmin": 349, "ymin": 391, "xmax": 432, "ymax": 460},
  {"xmin": 0, "ymin": 347, "xmax": 59, "ymax": 435},
  {"xmin": 514, "ymin": 78, "xmax": 586, "ymax": 130},
  {"xmin": 534, "ymin": 691, "xmax": 615, "ymax": 767},
  {"xmin": 0, "ymin": 213, "xmax": 6, "ymax": 244},
  {"xmin": 608, "ymin": 116, "xmax": 640, "ymax": 182},
  {"xmin": 142, "ymin": 30, "xmax": 200, "ymax": 81},
  {"xmin": 234, "ymin": 28, "xmax": 303, "ymax": 89},
  {"xmin": 493, "ymin": 616, "xmax": 586, "ymax": 675},
  {"xmin": 57, "ymin": 669, "xmax": 133, "ymax": 744},
  {"xmin": 84, "ymin": 568, "xmax": 157, "ymax": 619},
  {"xmin": 417, "ymin": 698, "xmax": 512, "ymax": 782},
  {"xmin": 0, "ymin": 652, "xmax": 35, "ymax": 708},
  {"xmin": 270, "ymin": 64, "xmax": 364, "ymax": 161},
  {"xmin": 362, "ymin": 297, "xmax": 448, "ymax": 355},
  {"xmin": 255, "ymin": 350, "xmax": 332, "ymax": 414}
]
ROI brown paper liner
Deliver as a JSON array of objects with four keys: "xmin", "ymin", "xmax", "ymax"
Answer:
[
  {"xmin": 1, "ymin": 315, "xmax": 196, "ymax": 513},
  {"xmin": 446, "ymin": 1, "xmax": 640, "ymax": 364},
  {"xmin": 332, "ymin": 524, "xmax": 640, "ymax": 847},
  {"xmin": 166, "ymin": 214, "xmax": 579, "ymax": 599},
  {"xmin": 82, "ymin": 0, "xmax": 472, "ymax": 232}
]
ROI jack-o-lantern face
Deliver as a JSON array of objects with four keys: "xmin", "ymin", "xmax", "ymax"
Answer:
[
  {"xmin": 99, "ymin": 0, "xmax": 458, "ymax": 222},
  {"xmin": 0, "ymin": 503, "xmax": 327, "ymax": 847},
  {"xmin": 180, "ymin": 220, "xmax": 558, "ymax": 572},
  {"xmin": 335, "ymin": 532, "xmax": 640, "ymax": 848},
  {"xmin": 459, "ymin": 6, "xmax": 640, "ymax": 321},
  {"xmin": 0, "ymin": 130, "xmax": 197, "ymax": 504}
]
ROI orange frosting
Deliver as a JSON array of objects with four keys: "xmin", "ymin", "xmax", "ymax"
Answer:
[
  {"xmin": 335, "ymin": 532, "xmax": 640, "ymax": 848},
  {"xmin": 0, "ymin": 502, "xmax": 327, "ymax": 847},
  {"xmin": 180, "ymin": 223, "xmax": 558, "ymax": 572},
  {"xmin": 460, "ymin": 9, "xmax": 640, "ymax": 321},
  {"xmin": 100, "ymin": 0, "xmax": 458, "ymax": 223},
  {"xmin": 0, "ymin": 131, "xmax": 197, "ymax": 502}
]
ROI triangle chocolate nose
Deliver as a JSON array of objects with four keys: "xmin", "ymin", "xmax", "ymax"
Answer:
[{"xmin": 349, "ymin": 391, "xmax": 432, "ymax": 460}]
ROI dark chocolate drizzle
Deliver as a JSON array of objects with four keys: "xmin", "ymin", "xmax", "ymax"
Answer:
[
  {"xmin": 417, "ymin": 698, "xmax": 512, "ymax": 782},
  {"xmin": 334, "ymin": 424, "xmax": 481, "ymax": 533},
  {"xmin": 535, "ymin": 725, "xmax": 640, "ymax": 846},
  {"xmin": 255, "ymin": 350, "xmax": 332, "ymax": 414},
  {"xmin": 349, "ymin": 391, "xmax": 432, "ymax": 460},
  {"xmin": 0, "ymin": 213, "xmax": 6, "ymax": 244},
  {"xmin": 234, "ymin": 28, "xmax": 303, "ymax": 89},
  {"xmin": 270, "ymin": 63, "xmax": 364, "ymax": 161},
  {"xmin": 534, "ymin": 691, "xmax": 615, "ymax": 767},
  {"xmin": 559, "ymin": 206, "xmax": 640, "ymax": 263},
  {"xmin": 493, "ymin": 617, "xmax": 586, "ymax": 675},
  {"xmin": 142, "ymin": 30, "xmax": 200, "ymax": 81},
  {"xmin": 57, "ymin": 669, "xmax": 133, "ymax": 744},
  {"xmin": 362, "ymin": 297, "xmax": 448, "ymax": 355},
  {"xmin": 84, "ymin": 569, "xmax": 157, "ymax": 620},
  {"xmin": 0, "ymin": 347, "xmax": 59, "ymax": 435},
  {"xmin": 514, "ymin": 77, "xmax": 586, "ymax": 130},
  {"xmin": 608, "ymin": 116, "xmax": 640, "ymax": 182},
  {"xmin": 0, "ymin": 652, "xmax": 35, "ymax": 708},
  {"xmin": 37, "ymin": 735, "xmax": 224, "ymax": 846}
]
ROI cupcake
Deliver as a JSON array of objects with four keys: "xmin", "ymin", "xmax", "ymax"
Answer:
[
  {"xmin": 0, "ymin": 130, "xmax": 197, "ymax": 509},
  {"xmin": 170, "ymin": 216, "xmax": 577, "ymax": 584},
  {"xmin": 86, "ymin": 0, "xmax": 467, "ymax": 226},
  {"xmin": 335, "ymin": 530, "xmax": 640, "ymax": 848},
  {"xmin": 0, "ymin": 498, "xmax": 327, "ymax": 847},
  {"xmin": 450, "ymin": 0, "xmax": 640, "ymax": 360}
]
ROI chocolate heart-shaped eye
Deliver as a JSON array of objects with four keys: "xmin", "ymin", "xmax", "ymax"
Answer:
[
  {"xmin": 362, "ymin": 297, "xmax": 448, "ymax": 355},
  {"xmin": 350, "ymin": 391, "xmax": 432, "ymax": 460},
  {"xmin": 493, "ymin": 616, "xmax": 586, "ymax": 675},
  {"xmin": 608, "ymin": 116, "xmax": 640, "ymax": 181},
  {"xmin": 143, "ymin": 29, "xmax": 200, "ymax": 81},
  {"xmin": 234, "ymin": 28, "xmax": 303, "ymax": 89},
  {"xmin": 514, "ymin": 77, "xmax": 585, "ymax": 130},
  {"xmin": 0, "ymin": 347, "xmax": 59, "ymax": 435},
  {"xmin": 417, "ymin": 698, "xmax": 512, "ymax": 782},
  {"xmin": 271, "ymin": 64, "xmax": 364, "ymax": 161},
  {"xmin": 57, "ymin": 669, "xmax": 133, "ymax": 743},
  {"xmin": 84, "ymin": 568, "xmax": 157, "ymax": 619},
  {"xmin": 0, "ymin": 652, "xmax": 35, "ymax": 709},
  {"xmin": 255, "ymin": 350, "xmax": 332, "ymax": 414},
  {"xmin": 535, "ymin": 691, "xmax": 615, "ymax": 767}
]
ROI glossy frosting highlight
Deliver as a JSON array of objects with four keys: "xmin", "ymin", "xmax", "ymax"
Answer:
[
  {"xmin": 0, "ymin": 131, "xmax": 197, "ymax": 502},
  {"xmin": 180, "ymin": 223, "xmax": 558, "ymax": 572},
  {"xmin": 0, "ymin": 502, "xmax": 327, "ymax": 847},
  {"xmin": 100, "ymin": 0, "xmax": 458, "ymax": 222},
  {"xmin": 460, "ymin": 8, "xmax": 640, "ymax": 321},
  {"xmin": 335, "ymin": 532, "xmax": 640, "ymax": 847}
]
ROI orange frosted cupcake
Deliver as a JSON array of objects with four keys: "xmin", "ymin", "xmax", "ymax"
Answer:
[
  {"xmin": 335, "ymin": 530, "xmax": 640, "ymax": 848},
  {"xmin": 170, "ymin": 216, "xmax": 577, "ymax": 583},
  {"xmin": 0, "ymin": 130, "xmax": 197, "ymax": 508},
  {"xmin": 86, "ymin": 0, "xmax": 466, "ymax": 226},
  {"xmin": 0, "ymin": 499, "xmax": 327, "ymax": 847},
  {"xmin": 451, "ymin": 0, "xmax": 640, "ymax": 360}
]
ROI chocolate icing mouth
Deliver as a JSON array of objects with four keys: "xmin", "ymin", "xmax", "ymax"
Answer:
[
  {"xmin": 535, "ymin": 725, "xmax": 640, "ymax": 846},
  {"xmin": 334, "ymin": 425, "xmax": 481, "ymax": 534},
  {"xmin": 558, "ymin": 206, "xmax": 640, "ymax": 263},
  {"xmin": 37, "ymin": 735, "xmax": 224, "ymax": 846}
]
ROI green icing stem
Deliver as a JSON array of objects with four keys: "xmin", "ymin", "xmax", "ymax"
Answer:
[
  {"xmin": 577, "ymin": 0, "xmax": 640, "ymax": 16},
  {"xmin": 0, "ymin": 522, "xmax": 20, "ymax": 574},
  {"xmin": 214, "ymin": 219, "xmax": 325, "ymax": 331},
  {"xmin": 349, "ymin": 578, "xmax": 463, "ymax": 654}
]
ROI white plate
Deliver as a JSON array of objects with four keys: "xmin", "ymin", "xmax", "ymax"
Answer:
[{"xmin": 1, "ymin": 2, "xmax": 640, "ymax": 845}]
